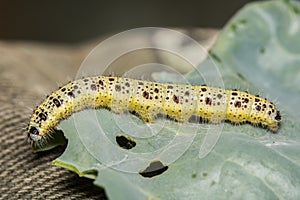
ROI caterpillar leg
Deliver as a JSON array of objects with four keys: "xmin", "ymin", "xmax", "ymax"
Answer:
[
  {"xmin": 168, "ymin": 114, "xmax": 190, "ymax": 124},
  {"xmin": 137, "ymin": 112, "xmax": 155, "ymax": 123},
  {"xmin": 110, "ymin": 107, "xmax": 126, "ymax": 115}
]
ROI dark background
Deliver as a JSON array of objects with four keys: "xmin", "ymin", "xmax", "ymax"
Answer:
[{"xmin": 0, "ymin": 0, "xmax": 256, "ymax": 43}]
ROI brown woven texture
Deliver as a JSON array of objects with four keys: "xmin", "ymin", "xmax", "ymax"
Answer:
[
  {"xmin": 0, "ymin": 41, "xmax": 108, "ymax": 199},
  {"xmin": 0, "ymin": 91, "xmax": 107, "ymax": 199},
  {"xmin": 0, "ymin": 29, "xmax": 218, "ymax": 199}
]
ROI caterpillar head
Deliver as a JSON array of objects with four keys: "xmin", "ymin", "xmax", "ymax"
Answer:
[
  {"xmin": 27, "ymin": 124, "xmax": 66, "ymax": 152},
  {"xmin": 28, "ymin": 126, "xmax": 41, "ymax": 140}
]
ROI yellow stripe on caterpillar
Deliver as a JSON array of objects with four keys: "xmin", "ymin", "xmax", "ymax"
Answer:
[{"xmin": 27, "ymin": 76, "xmax": 281, "ymax": 148}]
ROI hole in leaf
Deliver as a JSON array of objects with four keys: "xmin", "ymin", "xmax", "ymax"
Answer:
[
  {"xmin": 116, "ymin": 135, "xmax": 136, "ymax": 150},
  {"xmin": 139, "ymin": 160, "xmax": 168, "ymax": 178}
]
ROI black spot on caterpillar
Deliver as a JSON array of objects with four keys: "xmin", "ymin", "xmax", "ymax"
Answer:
[{"xmin": 27, "ymin": 76, "xmax": 281, "ymax": 148}]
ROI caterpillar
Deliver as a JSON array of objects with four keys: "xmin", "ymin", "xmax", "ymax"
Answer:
[{"xmin": 27, "ymin": 76, "xmax": 281, "ymax": 148}]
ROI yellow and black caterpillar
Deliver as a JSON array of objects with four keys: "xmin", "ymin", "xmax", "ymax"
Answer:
[{"xmin": 27, "ymin": 76, "xmax": 281, "ymax": 148}]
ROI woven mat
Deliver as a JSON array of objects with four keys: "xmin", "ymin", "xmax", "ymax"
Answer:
[
  {"xmin": 0, "ymin": 41, "xmax": 107, "ymax": 199},
  {"xmin": 0, "ymin": 29, "xmax": 218, "ymax": 199}
]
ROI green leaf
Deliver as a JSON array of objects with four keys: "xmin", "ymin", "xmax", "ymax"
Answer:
[{"xmin": 52, "ymin": 1, "xmax": 300, "ymax": 199}]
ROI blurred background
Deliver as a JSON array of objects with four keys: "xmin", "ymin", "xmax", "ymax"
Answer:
[{"xmin": 0, "ymin": 0, "xmax": 256, "ymax": 43}]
